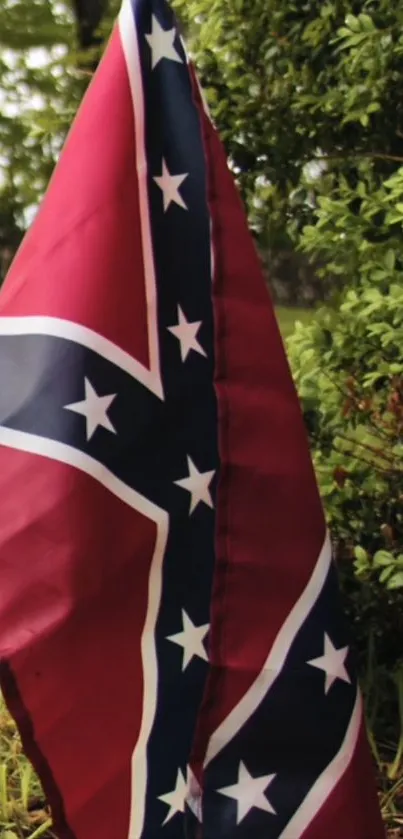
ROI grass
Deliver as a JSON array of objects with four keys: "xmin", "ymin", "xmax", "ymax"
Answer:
[
  {"xmin": 0, "ymin": 306, "xmax": 401, "ymax": 837},
  {"xmin": 0, "ymin": 695, "xmax": 52, "ymax": 838}
]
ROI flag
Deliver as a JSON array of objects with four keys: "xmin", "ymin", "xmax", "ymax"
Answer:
[{"xmin": 0, "ymin": 1, "xmax": 385, "ymax": 838}]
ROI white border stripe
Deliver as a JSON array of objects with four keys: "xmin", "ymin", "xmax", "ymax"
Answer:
[
  {"xmin": 0, "ymin": 426, "xmax": 166, "ymax": 523},
  {"xmin": 130, "ymin": 510, "xmax": 167, "ymax": 839},
  {"xmin": 205, "ymin": 533, "xmax": 332, "ymax": 765},
  {"xmin": 0, "ymin": 424, "xmax": 168, "ymax": 839},
  {"xmin": 278, "ymin": 689, "xmax": 362, "ymax": 839},
  {"xmin": 119, "ymin": 0, "xmax": 161, "ymax": 392},
  {"xmin": 0, "ymin": 316, "xmax": 163, "ymax": 398},
  {"xmin": 118, "ymin": 2, "xmax": 167, "ymax": 836}
]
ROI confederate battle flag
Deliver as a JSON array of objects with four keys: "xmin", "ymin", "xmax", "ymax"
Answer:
[{"xmin": 0, "ymin": 1, "xmax": 385, "ymax": 838}]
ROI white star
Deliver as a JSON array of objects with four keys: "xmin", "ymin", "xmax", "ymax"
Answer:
[
  {"xmin": 168, "ymin": 306, "xmax": 206, "ymax": 362},
  {"xmin": 217, "ymin": 761, "xmax": 276, "ymax": 825},
  {"xmin": 158, "ymin": 768, "xmax": 187, "ymax": 824},
  {"xmin": 64, "ymin": 377, "xmax": 117, "ymax": 441},
  {"xmin": 307, "ymin": 633, "xmax": 351, "ymax": 695},
  {"xmin": 153, "ymin": 159, "xmax": 188, "ymax": 212},
  {"xmin": 174, "ymin": 456, "xmax": 215, "ymax": 514},
  {"xmin": 145, "ymin": 15, "xmax": 183, "ymax": 69},
  {"xmin": 167, "ymin": 609, "xmax": 209, "ymax": 670}
]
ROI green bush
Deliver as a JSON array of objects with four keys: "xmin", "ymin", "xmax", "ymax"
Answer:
[
  {"xmin": 287, "ymin": 164, "xmax": 403, "ymax": 789},
  {"xmin": 288, "ymin": 292, "xmax": 403, "ymax": 643}
]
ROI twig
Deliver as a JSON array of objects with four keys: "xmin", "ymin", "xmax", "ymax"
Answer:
[
  {"xmin": 312, "ymin": 151, "xmax": 403, "ymax": 165},
  {"xmin": 336, "ymin": 432, "xmax": 396, "ymax": 465},
  {"xmin": 333, "ymin": 446, "xmax": 399, "ymax": 474},
  {"xmin": 388, "ymin": 669, "xmax": 403, "ymax": 781}
]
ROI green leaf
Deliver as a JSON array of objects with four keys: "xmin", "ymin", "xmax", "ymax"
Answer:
[
  {"xmin": 379, "ymin": 566, "xmax": 395, "ymax": 583},
  {"xmin": 387, "ymin": 572, "xmax": 403, "ymax": 589},
  {"xmin": 373, "ymin": 550, "xmax": 394, "ymax": 567},
  {"xmin": 385, "ymin": 249, "xmax": 396, "ymax": 271},
  {"xmin": 345, "ymin": 14, "xmax": 360, "ymax": 31},
  {"xmin": 359, "ymin": 14, "xmax": 375, "ymax": 31}
]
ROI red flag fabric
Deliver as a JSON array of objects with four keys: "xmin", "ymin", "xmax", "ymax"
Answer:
[{"xmin": 0, "ymin": 1, "xmax": 385, "ymax": 838}]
